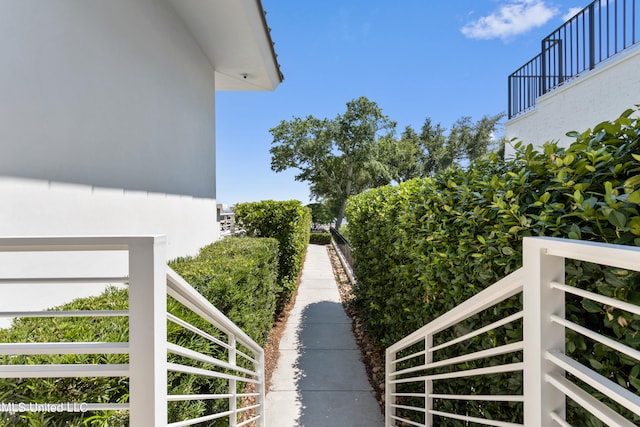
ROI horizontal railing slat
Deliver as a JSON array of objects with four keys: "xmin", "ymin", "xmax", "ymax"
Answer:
[
  {"xmin": 236, "ymin": 403, "xmax": 261, "ymax": 414},
  {"xmin": 549, "ymin": 411, "xmax": 572, "ymax": 427},
  {"xmin": 546, "ymin": 373, "xmax": 637, "ymax": 427},
  {"xmin": 167, "ymin": 409, "xmax": 235, "ymax": 427},
  {"xmin": 0, "ymin": 310, "xmax": 128, "ymax": 318},
  {"xmin": 429, "ymin": 409, "xmax": 523, "ymax": 427},
  {"xmin": 391, "ymin": 362, "xmax": 523, "ymax": 383},
  {"xmin": 391, "ymin": 342, "xmax": 523, "ymax": 377},
  {"xmin": 0, "ymin": 236, "xmax": 135, "ymax": 251},
  {"xmin": 392, "ymin": 349, "xmax": 426, "ymax": 365},
  {"xmin": 237, "ymin": 416, "xmax": 261, "ymax": 427},
  {"xmin": 429, "ymin": 312, "xmax": 523, "ymax": 353},
  {"xmin": 166, "ymin": 362, "xmax": 259, "ymax": 384},
  {"xmin": 0, "ymin": 277, "xmax": 128, "ymax": 284},
  {"xmin": 166, "ymin": 342, "xmax": 257, "ymax": 377},
  {"xmin": 0, "ymin": 342, "xmax": 128, "ymax": 355},
  {"xmin": 391, "ymin": 403, "xmax": 427, "ymax": 413},
  {"xmin": 430, "ymin": 393, "xmax": 524, "ymax": 402},
  {"xmin": 167, "ymin": 393, "xmax": 233, "ymax": 401},
  {"xmin": 551, "ymin": 315, "xmax": 640, "ymax": 362},
  {"xmin": 389, "ymin": 414, "xmax": 426, "ymax": 427},
  {"xmin": 546, "ymin": 350, "xmax": 640, "ymax": 416},
  {"xmin": 428, "ymin": 341, "xmax": 523, "ymax": 370},
  {"xmin": 551, "ymin": 281, "xmax": 640, "ymax": 316},
  {"xmin": 166, "ymin": 313, "xmax": 230, "ymax": 351},
  {"xmin": 543, "ymin": 237, "xmax": 640, "ymax": 272},
  {"xmin": 0, "ymin": 363, "xmax": 128, "ymax": 378}
]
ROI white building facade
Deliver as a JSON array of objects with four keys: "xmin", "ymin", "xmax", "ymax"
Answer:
[{"xmin": 0, "ymin": 0, "xmax": 282, "ymax": 260}]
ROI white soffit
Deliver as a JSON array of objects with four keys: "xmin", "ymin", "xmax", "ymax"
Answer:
[{"xmin": 168, "ymin": 0, "xmax": 283, "ymax": 91}]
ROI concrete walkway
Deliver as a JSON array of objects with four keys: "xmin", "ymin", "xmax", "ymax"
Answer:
[{"xmin": 265, "ymin": 244, "xmax": 384, "ymax": 426}]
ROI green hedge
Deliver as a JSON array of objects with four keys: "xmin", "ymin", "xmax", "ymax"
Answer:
[
  {"xmin": 309, "ymin": 232, "xmax": 331, "ymax": 245},
  {"xmin": 346, "ymin": 109, "xmax": 640, "ymax": 425},
  {"xmin": 0, "ymin": 237, "xmax": 279, "ymax": 427},
  {"xmin": 234, "ymin": 200, "xmax": 312, "ymax": 311},
  {"xmin": 169, "ymin": 237, "xmax": 279, "ymax": 347}
]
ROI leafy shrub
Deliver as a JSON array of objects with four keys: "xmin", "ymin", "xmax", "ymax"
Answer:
[
  {"xmin": 0, "ymin": 237, "xmax": 279, "ymax": 426},
  {"xmin": 309, "ymin": 232, "xmax": 331, "ymax": 245},
  {"xmin": 234, "ymin": 200, "xmax": 312, "ymax": 311},
  {"xmin": 169, "ymin": 236, "xmax": 279, "ymax": 347},
  {"xmin": 0, "ymin": 288, "xmax": 130, "ymax": 426},
  {"xmin": 346, "ymin": 108, "xmax": 640, "ymax": 425}
]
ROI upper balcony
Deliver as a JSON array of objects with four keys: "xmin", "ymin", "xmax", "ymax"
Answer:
[{"xmin": 508, "ymin": 0, "xmax": 639, "ymax": 119}]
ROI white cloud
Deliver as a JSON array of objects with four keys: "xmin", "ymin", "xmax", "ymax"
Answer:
[
  {"xmin": 461, "ymin": 0, "xmax": 559, "ymax": 40},
  {"xmin": 563, "ymin": 7, "xmax": 584, "ymax": 22}
]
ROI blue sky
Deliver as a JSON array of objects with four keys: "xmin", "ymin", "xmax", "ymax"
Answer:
[{"xmin": 216, "ymin": 0, "xmax": 586, "ymax": 205}]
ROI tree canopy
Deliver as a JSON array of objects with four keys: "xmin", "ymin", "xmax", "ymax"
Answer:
[
  {"xmin": 269, "ymin": 96, "xmax": 503, "ymax": 228},
  {"xmin": 388, "ymin": 114, "xmax": 505, "ymax": 182},
  {"xmin": 270, "ymin": 97, "xmax": 396, "ymax": 228}
]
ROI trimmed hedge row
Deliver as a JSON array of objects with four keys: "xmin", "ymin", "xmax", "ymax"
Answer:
[
  {"xmin": 309, "ymin": 232, "xmax": 331, "ymax": 245},
  {"xmin": 234, "ymin": 200, "xmax": 312, "ymax": 311},
  {"xmin": 346, "ymin": 109, "xmax": 640, "ymax": 425},
  {"xmin": 169, "ymin": 236, "xmax": 279, "ymax": 347},
  {"xmin": 0, "ymin": 237, "xmax": 279, "ymax": 426}
]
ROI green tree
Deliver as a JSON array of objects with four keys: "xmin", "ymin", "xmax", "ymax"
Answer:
[
  {"xmin": 307, "ymin": 202, "xmax": 333, "ymax": 225},
  {"xmin": 270, "ymin": 97, "xmax": 396, "ymax": 229},
  {"xmin": 392, "ymin": 113, "xmax": 504, "ymax": 180}
]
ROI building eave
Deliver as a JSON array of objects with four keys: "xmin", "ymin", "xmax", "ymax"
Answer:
[{"xmin": 168, "ymin": 0, "xmax": 284, "ymax": 91}]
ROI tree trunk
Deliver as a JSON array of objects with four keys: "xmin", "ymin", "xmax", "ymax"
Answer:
[{"xmin": 335, "ymin": 199, "xmax": 347, "ymax": 231}]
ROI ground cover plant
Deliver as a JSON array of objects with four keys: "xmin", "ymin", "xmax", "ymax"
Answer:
[
  {"xmin": 234, "ymin": 200, "xmax": 311, "ymax": 312},
  {"xmin": 0, "ymin": 237, "xmax": 279, "ymax": 426},
  {"xmin": 346, "ymin": 108, "xmax": 640, "ymax": 425}
]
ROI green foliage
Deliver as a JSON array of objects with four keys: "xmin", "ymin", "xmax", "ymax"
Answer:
[
  {"xmin": 307, "ymin": 202, "xmax": 333, "ymax": 224},
  {"xmin": 0, "ymin": 288, "xmax": 130, "ymax": 426},
  {"xmin": 269, "ymin": 96, "xmax": 396, "ymax": 227},
  {"xmin": 346, "ymin": 109, "xmax": 640, "ymax": 425},
  {"xmin": 388, "ymin": 114, "xmax": 504, "ymax": 182},
  {"xmin": 167, "ymin": 237, "xmax": 279, "ymax": 425},
  {"xmin": 234, "ymin": 200, "xmax": 312, "ymax": 311},
  {"xmin": 309, "ymin": 232, "xmax": 331, "ymax": 245},
  {"xmin": 0, "ymin": 237, "xmax": 279, "ymax": 426},
  {"xmin": 169, "ymin": 237, "xmax": 279, "ymax": 347}
]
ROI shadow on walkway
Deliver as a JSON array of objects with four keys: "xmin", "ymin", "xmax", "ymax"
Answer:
[{"xmin": 265, "ymin": 245, "xmax": 383, "ymax": 426}]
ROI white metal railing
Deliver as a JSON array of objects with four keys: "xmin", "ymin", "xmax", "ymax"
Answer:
[
  {"xmin": 0, "ymin": 236, "xmax": 265, "ymax": 427},
  {"xmin": 385, "ymin": 236, "xmax": 640, "ymax": 426}
]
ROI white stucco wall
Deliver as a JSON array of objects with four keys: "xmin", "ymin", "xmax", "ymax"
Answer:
[
  {"xmin": 505, "ymin": 46, "xmax": 640, "ymax": 158},
  {"xmin": 0, "ymin": 1, "xmax": 219, "ymax": 258}
]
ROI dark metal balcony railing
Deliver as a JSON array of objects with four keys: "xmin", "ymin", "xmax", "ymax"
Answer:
[{"xmin": 508, "ymin": 0, "xmax": 639, "ymax": 119}]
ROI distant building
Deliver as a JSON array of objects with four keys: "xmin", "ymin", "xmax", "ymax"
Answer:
[{"xmin": 505, "ymin": 0, "xmax": 639, "ymax": 157}]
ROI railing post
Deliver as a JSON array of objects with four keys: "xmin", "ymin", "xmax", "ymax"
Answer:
[
  {"xmin": 589, "ymin": 2, "xmax": 596, "ymax": 69},
  {"xmin": 128, "ymin": 236, "xmax": 167, "ymax": 426},
  {"xmin": 541, "ymin": 40, "xmax": 547, "ymax": 94},
  {"xmin": 385, "ymin": 348, "xmax": 396, "ymax": 426},
  {"xmin": 425, "ymin": 334, "xmax": 433, "ymax": 426},
  {"xmin": 229, "ymin": 334, "xmax": 237, "ymax": 427},
  {"xmin": 508, "ymin": 74, "xmax": 513, "ymax": 119},
  {"xmin": 257, "ymin": 349, "xmax": 266, "ymax": 427},
  {"xmin": 557, "ymin": 40, "xmax": 564, "ymax": 85},
  {"xmin": 522, "ymin": 238, "xmax": 565, "ymax": 425}
]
